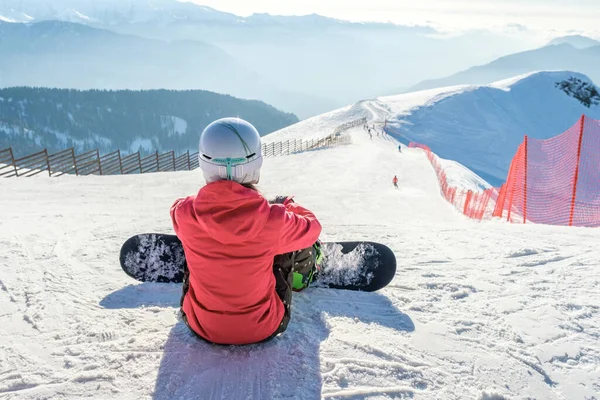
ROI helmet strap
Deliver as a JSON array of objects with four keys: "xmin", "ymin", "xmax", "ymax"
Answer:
[{"xmin": 212, "ymin": 157, "xmax": 246, "ymax": 180}]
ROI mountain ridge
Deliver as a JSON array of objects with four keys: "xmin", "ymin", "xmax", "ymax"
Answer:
[{"xmin": 409, "ymin": 42, "xmax": 600, "ymax": 92}]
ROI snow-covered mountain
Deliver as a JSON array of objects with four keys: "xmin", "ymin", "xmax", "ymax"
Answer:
[
  {"xmin": 384, "ymin": 71, "xmax": 600, "ymax": 185},
  {"xmin": 2, "ymin": 90, "xmax": 599, "ymax": 399},
  {"xmin": 270, "ymin": 71, "xmax": 599, "ymax": 187},
  {"xmin": 0, "ymin": 0, "xmax": 237, "ymax": 25},
  {"xmin": 409, "ymin": 40, "xmax": 600, "ymax": 93}
]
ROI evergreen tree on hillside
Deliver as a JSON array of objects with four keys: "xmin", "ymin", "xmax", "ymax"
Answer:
[{"xmin": 555, "ymin": 77, "xmax": 600, "ymax": 108}]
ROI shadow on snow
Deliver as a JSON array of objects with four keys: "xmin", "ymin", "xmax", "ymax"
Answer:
[{"xmin": 100, "ymin": 284, "xmax": 414, "ymax": 399}]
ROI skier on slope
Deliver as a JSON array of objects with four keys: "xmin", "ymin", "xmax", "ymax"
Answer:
[
  {"xmin": 170, "ymin": 118, "xmax": 323, "ymax": 345},
  {"xmin": 393, "ymin": 175, "xmax": 398, "ymax": 188}
]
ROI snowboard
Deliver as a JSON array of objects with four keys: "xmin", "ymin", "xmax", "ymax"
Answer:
[{"xmin": 119, "ymin": 233, "xmax": 396, "ymax": 292}]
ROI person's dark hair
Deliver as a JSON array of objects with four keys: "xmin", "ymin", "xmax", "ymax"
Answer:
[{"xmin": 242, "ymin": 183, "xmax": 259, "ymax": 192}]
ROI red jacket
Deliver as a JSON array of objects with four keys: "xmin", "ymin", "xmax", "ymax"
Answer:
[{"xmin": 170, "ymin": 181, "xmax": 322, "ymax": 345}]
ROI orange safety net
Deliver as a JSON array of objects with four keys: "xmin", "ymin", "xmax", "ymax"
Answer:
[
  {"xmin": 408, "ymin": 143, "xmax": 497, "ymax": 220},
  {"xmin": 411, "ymin": 115, "xmax": 600, "ymax": 227},
  {"xmin": 494, "ymin": 115, "xmax": 600, "ymax": 227}
]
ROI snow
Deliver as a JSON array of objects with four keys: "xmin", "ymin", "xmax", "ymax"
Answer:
[
  {"xmin": 373, "ymin": 71, "xmax": 600, "ymax": 186},
  {"xmin": 263, "ymin": 103, "xmax": 367, "ymax": 144},
  {"xmin": 0, "ymin": 0, "xmax": 238, "ymax": 26},
  {"xmin": 0, "ymin": 15, "xmax": 15, "ymax": 23},
  {"xmin": 160, "ymin": 115, "xmax": 188, "ymax": 137},
  {"xmin": 0, "ymin": 121, "xmax": 17, "ymax": 135},
  {"xmin": 129, "ymin": 138, "xmax": 154, "ymax": 154},
  {"xmin": 72, "ymin": 10, "xmax": 91, "ymax": 21},
  {"xmin": 437, "ymin": 156, "xmax": 492, "ymax": 191},
  {"xmin": 54, "ymin": 8, "xmax": 94, "ymax": 23},
  {"xmin": 2, "ymin": 105, "xmax": 599, "ymax": 399},
  {"xmin": 0, "ymin": 122, "xmax": 41, "ymax": 146}
]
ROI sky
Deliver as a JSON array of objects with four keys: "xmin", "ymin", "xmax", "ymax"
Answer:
[{"xmin": 184, "ymin": 0, "xmax": 600, "ymax": 36}]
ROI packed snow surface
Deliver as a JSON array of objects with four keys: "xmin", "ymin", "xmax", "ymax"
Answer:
[{"xmin": 1, "ymin": 106, "xmax": 599, "ymax": 399}]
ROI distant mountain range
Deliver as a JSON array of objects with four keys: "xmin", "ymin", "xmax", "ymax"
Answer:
[
  {"xmin": 0, "ymin": 0, "xmax": 536, "ymax": 118},
  {"xmin": 2, "ymin": 1, "xmax": 598, "ymax": 120},
  {"xmin": 0, "ymin": 20, "xmax": 335, "ymax": 119},
  {"xmin": 547, "ymin": 35, "xmax": 600, "ymax": 49},
  {"xmin": 0, "ymin": 87, "xmax": 298, "ymax": 157},
  {"xmin": 409, "ymin": 36, "xmax": 600, "ymax": 92}
]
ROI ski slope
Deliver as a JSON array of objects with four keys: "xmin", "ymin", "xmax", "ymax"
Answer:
[
  {"xmin": 374, "ymin": 71, "xmax": 600, "ymax": 186},
  {"xmin": 1, "ymin": 119, "xmax": 599, "ymax": 399}
]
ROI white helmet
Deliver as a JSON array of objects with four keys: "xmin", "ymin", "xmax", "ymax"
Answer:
[{"xmin": 198, "ymin": 117, "xmax": 263, "ymax": 185}]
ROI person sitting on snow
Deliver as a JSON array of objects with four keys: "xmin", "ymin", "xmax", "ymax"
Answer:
[{"xmin": 170, "ymin": 118, "xmax": 323, "ymax": 345}]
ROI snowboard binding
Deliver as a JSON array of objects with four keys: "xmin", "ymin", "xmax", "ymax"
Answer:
[{"xmin": 292, "ymin": 240, "xmax": 324, "ymax": 291}]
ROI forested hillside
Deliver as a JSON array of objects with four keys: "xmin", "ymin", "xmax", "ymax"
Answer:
[{"xmin": 0, "ymin": 87, "xmax": 298, "ymax": 156}]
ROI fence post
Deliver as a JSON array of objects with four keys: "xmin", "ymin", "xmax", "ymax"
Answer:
[
  {"xmin": 68, "ymin": 148, "xmax": 75, "ymax": 176},
  {"xmin": 73, "ymin": 149, "xmax": 80, "ymax": 176},
  {"xmin": 463, "ymin": 190, "xmax": 473, "ymax": 216},
  {"xmin": 569, "ymin": 115, "xmax": 585, "ymax": 226},
  {"xmin": 492, "ymin": 184, "xmax": 505, "ymax": 218},
  {"xmin": 8, "ymin": 147, "xmax": 18, "ymax": 177},
  {"xmin": 187, "ymin": 150, "xmax": 191, "ymax": 170},
  {"xmin": 96, "ymin": 149, "xmax": 103, "ymax": 175},
  {"xmin": 171, "ymin": 151, "xmax": 175, "ymax": 171},
  {"xmin": 137, "ymin": 152, "xmax": 142, "ymax": 173},
  {"xmin": 523, "ymin": 135, "xmax": 528, "ymax": 224},
  {"xmin": 270, "ymin": 142, "xmax": 275, "ymax": 157},
  {"xmin": 43, "ymin": 149, "xmax": 51, "ymax": 177},
  {"xmin": 44, "ymin": 149, "xmax": 52, "ymax": 177},
  {"xmin": 118, "ymin": 150, "xmax": 123, "ymax": 174},
  {"xmin": 506, "ymin": 143, "xmax": 523, "ymax": 222}
]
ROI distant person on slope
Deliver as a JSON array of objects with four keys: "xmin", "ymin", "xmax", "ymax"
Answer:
[
  {"xmin": 398, "ymin": 145, "xmax": 402, "ymax": 153},
  {"xmin": 393, "ymin": 175, "xmax": 398, "ymax": 188},
  {"xmin": 170, "ymin": 118, "xmax": 323, "ymax": 346}
]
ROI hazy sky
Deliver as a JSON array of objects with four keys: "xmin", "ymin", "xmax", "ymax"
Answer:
[{"xmin": 185, "ymin": 0, "xmax": 600, "ymax": 36}]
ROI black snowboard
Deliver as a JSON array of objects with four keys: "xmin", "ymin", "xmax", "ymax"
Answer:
[{"xmin": 119, "ymin": 234, "xmax": 396, "ymax": 292}]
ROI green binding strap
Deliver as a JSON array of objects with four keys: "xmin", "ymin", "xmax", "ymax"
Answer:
[{"xmin": 293, "ymin": 272, "xmax": 305, "ymax": 290}]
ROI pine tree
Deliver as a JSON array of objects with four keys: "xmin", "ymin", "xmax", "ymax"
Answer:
[{"xmin": 555, "ymin": 77, "xmax": 600, "ymax": 108}]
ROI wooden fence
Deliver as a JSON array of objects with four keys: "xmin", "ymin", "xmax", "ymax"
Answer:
[
  {"xmin": 261, "ymin": 117, "xmax": 363, "ymax": 157},
  {"xmin": 1, "ymin": 131, "xmax": 351, "ymax": 178},
  {"xmin": 261, "ymin": 133, "xmax": 351, "ymax": 157},
  {"xmin": 334, "ymin": 117, "xmax": 368, "ymax": 135}
]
